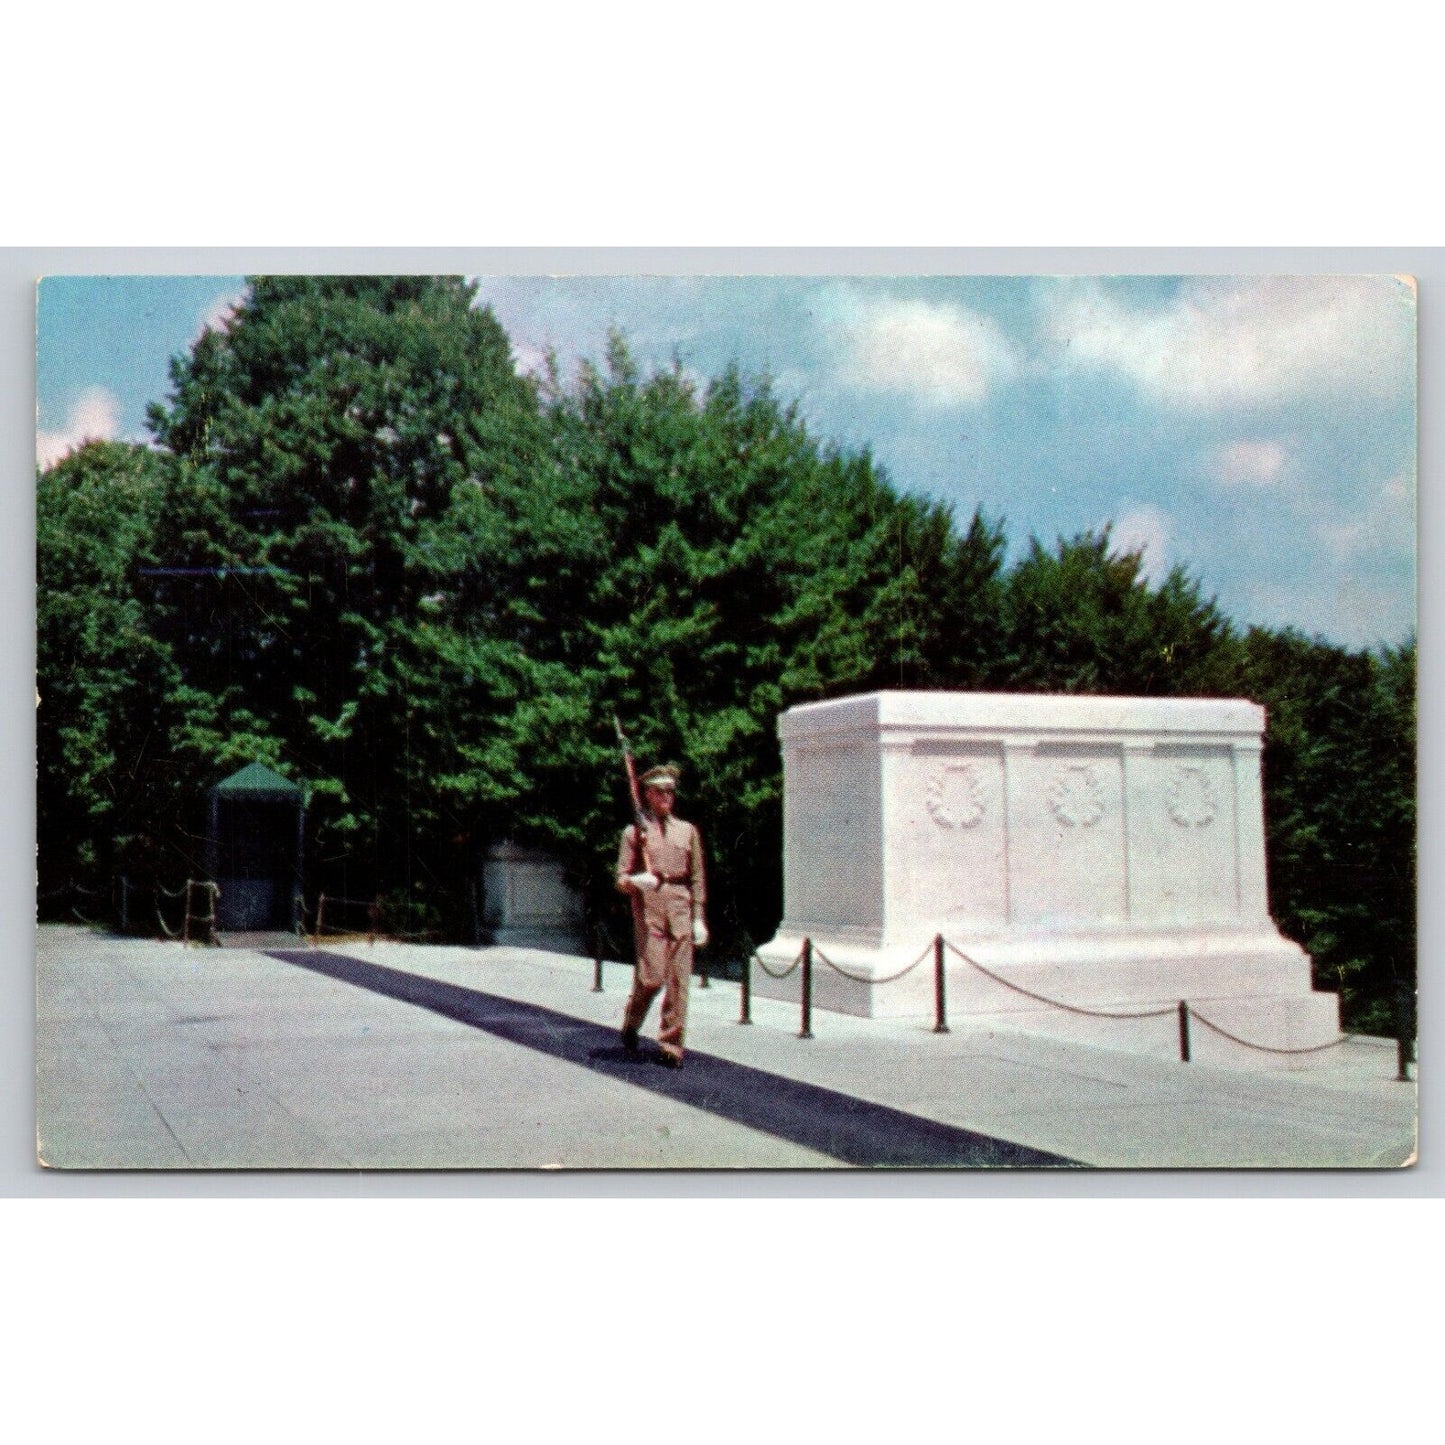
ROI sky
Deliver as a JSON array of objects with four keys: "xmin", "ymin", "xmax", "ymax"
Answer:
[{"xmin": 36, "ymin": 271, "xmax": 1417, "ymax": 652}]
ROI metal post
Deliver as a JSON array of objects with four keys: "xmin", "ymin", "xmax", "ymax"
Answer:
[
  {"xmin": 316, "ymin": 893, "xmax": 327, "ymax": 941},
  {"xmin": 1177, "ymin": 1000, "xmax": 1191, "ymax": 1063},
  {"xmin": 933, "ymin": 934, "xmax": 950, "ymax": 1034},
  {"xmin": 119, "ymin": 875, "xmax": 129, "ymax": 933},
  {"xmin": 1395, "ymin": 980, "xmax": 1414, "ymax": 1082},
  {"xmin": 799, "ymin": 938, "xmax": 814, "ymax": 1039},
  {"xmin": 294, "ymin": 793, "xmax": 307, "ymax": 935},
  {"xmin": 592, "ymin": 930, "xmax": 604, "ymax": 993},
  {"xmin": 698, "ymin": 944, "xmax": 709, "ymax": 989},
  {"xmin": 182, "ymin": 879, "xmax": 192, "ymax": 947},
  {"xmin": 739, "ymin": 950, "xmax": 753, "ymax": 1024}
]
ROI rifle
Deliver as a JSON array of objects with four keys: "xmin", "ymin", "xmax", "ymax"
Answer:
[{"xmin": 613, "ymin": 714, "xmax": 654, "ymax": 876}]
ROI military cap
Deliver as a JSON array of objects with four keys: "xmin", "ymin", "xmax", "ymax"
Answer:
[{"xmin": 639, "ymin": 764, "xmax": 680, "ymax": 790}]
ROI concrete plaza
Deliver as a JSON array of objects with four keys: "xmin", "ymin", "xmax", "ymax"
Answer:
[{"xmin": 35, "ymin": 925, "xmax": 1416, "ymax": 1171}]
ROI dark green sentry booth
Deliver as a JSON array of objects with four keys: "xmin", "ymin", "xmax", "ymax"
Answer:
[{"xmin": 206, "ymin": 762, "xmax": 306, "ymax": 932}]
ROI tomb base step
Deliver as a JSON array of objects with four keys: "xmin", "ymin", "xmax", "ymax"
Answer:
[{"xmin": 753, "ymin": 928, "xmax": 1343, "ymax": 1068}]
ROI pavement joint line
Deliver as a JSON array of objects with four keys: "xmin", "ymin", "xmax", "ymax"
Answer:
[
  {"xmin": 69, "ymin": 965, "xmax": 196, "ymax": 1167},
  {"xmin": 266, "ymin": 949, "xmax": 1085, "ymax": 1169}
]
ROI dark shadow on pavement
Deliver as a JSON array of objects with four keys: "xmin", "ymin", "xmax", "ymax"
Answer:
[{"xmin": 267, "ymin": 949, "xmax": 1083, "ymax": 1169}]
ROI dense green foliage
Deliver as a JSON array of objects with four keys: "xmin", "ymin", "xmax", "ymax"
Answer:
[{"xmin": 36, "ymin": 277, "xmax": 1416, "ymax": 1032}]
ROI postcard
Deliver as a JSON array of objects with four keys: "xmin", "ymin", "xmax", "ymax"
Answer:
[{"xmin": 35, "ymin": 271, "xmax": 1418, "ymax": 1169}]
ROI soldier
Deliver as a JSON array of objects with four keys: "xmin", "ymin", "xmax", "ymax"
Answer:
[{"xmin": 616, "ymin": 764, "xmax": 708, "ymax": 1068}]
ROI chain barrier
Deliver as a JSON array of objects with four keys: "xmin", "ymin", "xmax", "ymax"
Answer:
[
  {"xmin": 1185, "ymin": 1005, "xmax": 1349, "ymax": 1056},
  {"xmin": 312, "ymin": 894, "xmax": 380, "ymax": 945},
  {"xmin": 812, "ymin": 939, "xmax": 934, "ymax": 987},
  {"xmin": 941, "ymin": 939, "xmax": 1177, "ymax": 1021},
  {"xmin": 752, "ymin": 944, "xmax": 805, "ymax": 980},
  {"xmin": 183, "ymin": 880, "xmax": 220, "ymax": 947},
  {"xmin": 155, "ymin": 888, "xmax": 184, "ymax": 938}
]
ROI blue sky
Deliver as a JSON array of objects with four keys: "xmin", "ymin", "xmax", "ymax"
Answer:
[{"xmin": 37, "ymin": 272, "xmax": 1416, "ymax": 651}]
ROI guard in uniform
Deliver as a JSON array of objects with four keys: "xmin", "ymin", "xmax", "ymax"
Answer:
[{"xmin": 616, "ymin": 765, "xmax": 708, "ymax": 1068}]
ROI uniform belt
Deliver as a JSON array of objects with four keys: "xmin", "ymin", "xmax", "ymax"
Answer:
[{"xmin": 656, "ymin": 873, "xmax": 692, "ymax": 886}]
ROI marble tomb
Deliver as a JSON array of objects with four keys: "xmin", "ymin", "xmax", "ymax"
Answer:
[{"xmin": 754, "ymin": 691, "xmax": 1341, "ymax": 1067}]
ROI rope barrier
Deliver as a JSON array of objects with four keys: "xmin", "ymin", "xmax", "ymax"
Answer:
[{"xmin": 1185, "ymin": 1005, "xmax": 1350, "ymax": 1056}]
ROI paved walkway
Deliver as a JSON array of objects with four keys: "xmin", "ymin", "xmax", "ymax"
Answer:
[{"xmin": 35, "ymin": 926, "xmax": 1417, "ymax": 1171}]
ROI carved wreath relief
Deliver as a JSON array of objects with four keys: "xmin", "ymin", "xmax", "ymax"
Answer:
[
  {"xmin": 925, "ymin": 764, "xmax": 986, "ymax": 829},
  {"xmin": 1047, "ymin": 764, "xmax": 1105, "ymax": 828},
  {"xmin": 1166, "ymin": 764, "xmax": 1217, "ymax": 828}
]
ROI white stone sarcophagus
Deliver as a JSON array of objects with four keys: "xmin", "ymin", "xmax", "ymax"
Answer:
[{"xmin": 755, "ymin": 692, "xmax": 1341, "ymax": 1066}]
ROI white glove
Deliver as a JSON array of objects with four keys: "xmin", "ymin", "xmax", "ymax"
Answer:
[
  {"xmin": 627, "ymin": 871, "xmax": 660, "ymax": 892},
  {"xmin": 692, "ymin": 916, "xmax": 710, "ymax": 947}
]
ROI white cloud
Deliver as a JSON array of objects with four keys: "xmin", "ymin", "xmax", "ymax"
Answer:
[
  {"xmin": 1109, "ymin": 503, "xmax": 1172, "ymax": 584},
  {"xmin": 194, "ymin": 288, "xmax": 244, "ymax": 340},
  {"xmin": 826, "ymin": 290, "xmax": 1020, "ymax": 405},
  {"xmin": 1212, "ymin": 438, "xmax": 1290, "ymax": 486},
  {"xmin": 36, "ymin": 386, "xmax": 121, "ymax": 470},
  {"xmin": 1039, "ymin": 276, "xmax": 1415, "ymax": 409}
]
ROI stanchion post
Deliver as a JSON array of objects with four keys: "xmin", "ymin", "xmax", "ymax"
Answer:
[
  {"xmin": 740, "ymin": 949, "xmax": 752, "ymax": 1024},
  {"xmin": 182, "ymin": 879, "xmax": 192, "ymax": 947},
  {"xmin": 933, "ymin": 934, "xmax": 950, "ymax": 1034},
  {"xmin": 592, "ymin": 928, "xmax": 604, "ymax": 993},
  {"xmin": 698, "ymin": 946, "xmax": 709, "ymax": 989},
  {"xmin": 799, "ymin": 938, "xmax": 814, "ymax": 1039},
  {"xmin": 316, "ymin": 893, "xmax": 327, "ymax": 940},
  {"xmin": 367, "ymin": 901, "xmax": 379, "ymax": 947},
  {"xmin": 1395, "ymin": 979, "xmax": 1414, "ymax": 1082},
  {"xmin": 1177, "ymin": 1000, "xmax": 1191, "ymax": 1063}
]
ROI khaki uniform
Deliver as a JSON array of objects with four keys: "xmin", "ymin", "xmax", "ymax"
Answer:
[{"xmin": 617, "ymin": 814, "xmax": 707, "ymax": 1061}]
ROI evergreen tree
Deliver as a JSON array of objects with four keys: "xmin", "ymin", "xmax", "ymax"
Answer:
[
  {"xmin": 996, "ymin": 528, "xmax": 1238, "ymax": 697},
  {"xmin": 145, "ymin": 276, "xmax": 548, "ymax": 930},
  {"xmin": 1237, "ymin": 629, "xmax": 1416, "ymax": 1032},
  {"xmin": 36, "ymin": 441, "xmax": 181, "ymax": 902}
]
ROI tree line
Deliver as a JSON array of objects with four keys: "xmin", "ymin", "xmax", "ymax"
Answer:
[{"xmin": 36, "ymin": 276, "xmax": 1416, "ymax": 1033}]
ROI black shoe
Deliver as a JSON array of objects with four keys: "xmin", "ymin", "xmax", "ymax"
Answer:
[
  {"xmin": 655, "ymin": 1051, "xmax": 683, "ymax": 1070},
  {"xmin": 620, "ymin": 1027, "xmax": 639, "ymax": 1053}
]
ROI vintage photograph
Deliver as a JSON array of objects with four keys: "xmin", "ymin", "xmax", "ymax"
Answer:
[{"xmin": 34, "ymin": 271, "xmax": 1418, "ymax": 1169}]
